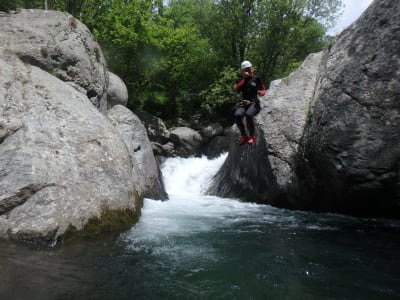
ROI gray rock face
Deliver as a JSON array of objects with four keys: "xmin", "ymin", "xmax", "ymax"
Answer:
[
  {"xmin": 259, "ymin": 52, "xmax": 323, "ymax": 190},
  {"xmin": 0, "ymin": 9, "xmax": 108, "ymax": 113},
  {"xmin": 0, "ymin": 51, "xmax": 141, "ymax": 243},
  {"xmin": 107, "ymin": 72, "xmax": 128, "ymax": 108},
  {"xmin": 108, "ymin": 105, "xmax": 168, "ymax": 200},
  {"xmin": 201, "ymin": 123, "xmax": 224, "ymax": 138},
  {"xmin": 169, "ymin": 127, "xmax": 203, "ymax": 157},
  {"xmin": 208, "ymin": 126, "xmax": 281, "ymax": 203},
  {"xmin": 135, "ymin": 110, "xmax": 170, "ymax": 144},
  {"xmin": 201, "ymin": 123, "xmax": 229, "ymax": 159},
  {"xmin": 202, "ymin": 135, "xmax": 230, "ymax": 159},
  {"xmin": 293, "ymin": 0, "xmax": 400, "ymax": 216},
  {"xmin": 209, "ymin": 0, "xmax": 400, "ymax": 217}
]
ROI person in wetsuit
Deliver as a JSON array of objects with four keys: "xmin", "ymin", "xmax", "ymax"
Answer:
[{"xmin": 234, "ymin": 60, "xmax": 266, "ymax": 145}]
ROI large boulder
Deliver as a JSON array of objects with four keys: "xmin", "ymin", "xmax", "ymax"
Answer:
[
  {"xmin": 108, "ymin": 105, "xmax": 168, "ymax": 200},
  {"xmin": 200, "ymin": 123, "xmax": 230, "ymax": 159},
  {"xmin": 259, "ymin": 52, "xmax": 323, "ymax": 191},
  {"xmin": 107, "ymin": 71, "xmax": 128, "ymax": 108},
  {"xmin": 169, "ymin": 127, "xmax": 203, "ymax": 157},
  {"xmin": 0, "ymin": 50, "xmax": 142, "ymax": 244},
  {"xmin": 0, "ymin": 9, "xmax": 108, "ymax": 113},
  {"xmin": 135, "ymin": 110, "xmax": 170, "ymax": 144},
  {"xmin": 293, "ymin": 0, "xmax": 400, "ymax": 216}
]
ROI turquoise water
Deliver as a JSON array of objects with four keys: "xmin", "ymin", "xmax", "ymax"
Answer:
[{"xmin": 0, "ymin": 155, "xmax": 399, "ymax": 299}]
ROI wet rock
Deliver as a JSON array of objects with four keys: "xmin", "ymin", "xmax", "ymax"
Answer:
[{"xmin": 108, "ymin": 105, "xmax": 168, "ymax": 200}]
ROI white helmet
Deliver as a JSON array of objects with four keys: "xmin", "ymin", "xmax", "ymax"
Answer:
[{"xmin": 240, "ymin": 60, "xmax": 252, "ymax": 69}]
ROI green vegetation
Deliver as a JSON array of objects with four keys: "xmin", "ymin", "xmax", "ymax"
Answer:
[
  {"xmin": 40, "ymin": 47, "xmax": 48, "ymax": 58},
  {"xmin": 63, "ymin": 207, "xmax": 139, "ymax": 239},
  {"xmin": 62, "ymin": 190, "xmax": 142, "ymax": 241},
  {"xmin": 3, "ymin": 0, "xmax": 343, "ymax": 126}
]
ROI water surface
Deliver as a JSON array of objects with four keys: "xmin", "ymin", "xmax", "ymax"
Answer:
[{"xmin": 0, "ymin": 154, "xmax": 399, "ymax": 299}]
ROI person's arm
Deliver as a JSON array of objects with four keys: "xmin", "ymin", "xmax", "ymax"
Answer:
[
  {"xmin": 257, "ymin": 77, "xmax": 266, "ymax": 96},
  {"xmin": 235, "ymin": 78, "xmax": 245, "ymax": 92}
]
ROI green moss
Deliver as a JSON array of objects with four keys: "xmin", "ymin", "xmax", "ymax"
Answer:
[
  {"xmin": 40, "ymin": 47, "xmax": 48, "ymax": 58},
  {"xmin": 94, "ymin": 47, "xmax": 101, "ymax": 63},
  {"xmin": 69, "ymin": 17, "xmax": 78, "ymax": 30},
  {"xmin": 66, "ymin": 68, "xmax": 76, "ymax": 78},
  {"xmin": 51, "ymin": 62, "xmax": 63, "ymax": 76},
  {"xmin": 63, "ymin": 191, "xmax": 144, "ymax": 241},
  {"xmin": 63, "ymin": 208, "xmax": 136, "ymax": 241},
  {"xmin": 305, "ymin": 107, "xmax": 313, "ymax": 125}
]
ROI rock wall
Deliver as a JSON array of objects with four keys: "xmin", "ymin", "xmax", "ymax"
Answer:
[
  {"xmin": 293, "ymin": 0, "xmax": 400, "ymax": 216},
  {"xmin": 209, "ymin": 0, "xmax": 400, "ymax": 218}
]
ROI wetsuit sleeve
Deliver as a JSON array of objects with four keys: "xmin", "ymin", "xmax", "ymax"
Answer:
[
  {"xmin": 235, "ymin": 78, "xmax": 245, "ymax": 92},
  {"xmin": 257, "ymin": 77, "xmax": 266, "ymax": 96}
]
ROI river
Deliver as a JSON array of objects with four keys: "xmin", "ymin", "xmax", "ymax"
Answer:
[{"xmin": 0, "ymin": 154, "xmax": 399, "ymax": 299}]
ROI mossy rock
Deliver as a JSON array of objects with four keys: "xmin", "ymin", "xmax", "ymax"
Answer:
[{"xmin": 63, "ymin": 191, "xmax": 143, "ymax": 242}]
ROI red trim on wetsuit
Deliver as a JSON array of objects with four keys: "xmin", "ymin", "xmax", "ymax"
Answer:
[
  {"xmin": 235, "ymin": 73, "xmax": 266, "ymax": 99},
  {"xmin": 235, "ymin": 78, "xmax": 246, "ymax": 92}
]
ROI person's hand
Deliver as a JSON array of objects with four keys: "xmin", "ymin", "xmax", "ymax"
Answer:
[
  {"xmin": 242, "ymin": 68, "xmax": 250, "ymax": 78},
  {"xmin": 258, "ymin": 90, "xmax": 266, "ymax": 96}
]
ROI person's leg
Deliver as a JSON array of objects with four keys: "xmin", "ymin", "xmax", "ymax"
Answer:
[
  {"xmin": 234, "ymin": 107, "xmax": 246, "ymax": 136},
  {"xmin": 245, "ymin": 104, "xmax": 260, "ymax": 136}
]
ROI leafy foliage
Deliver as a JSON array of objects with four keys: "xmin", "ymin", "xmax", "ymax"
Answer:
[
  {"xmin": 200, "ymin": 67, "xmax": 240, "ymax": 126},
  {"xmin": 4, "ymin": 0, "xmax": 343, "ymax": 125}
]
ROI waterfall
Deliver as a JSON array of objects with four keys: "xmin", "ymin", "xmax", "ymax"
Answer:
[{"xmin": 161, "ymin": 153, "xmax": 228, "ymax": 196}]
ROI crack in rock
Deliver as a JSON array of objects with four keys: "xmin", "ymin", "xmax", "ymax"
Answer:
[{"xmin": 0, "ymin": 183, "xmax": 56, "ymax": 215}]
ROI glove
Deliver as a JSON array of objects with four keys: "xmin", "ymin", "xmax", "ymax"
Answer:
[{"xmin": 258, "ymin": 90, "xmax": 266, "ymax": 96}]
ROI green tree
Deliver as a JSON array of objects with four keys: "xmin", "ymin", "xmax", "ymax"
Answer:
[
  {"xmin": 197, "ymin": 0, "xmax": 342, "ymax": 124},
  {"xmin": 0, "ymin": 0, "xmax": 41, "ymax": 11},
  {"xmin": 1, "ymin": 0, "xmax": 343, "ymax": 124},
  {"xmin": 145, "ymin": 0, "xmax": 213, "ymax": 119},
  {"xmin": 250, "ymin": 0, "xmax": 342, "ymax": 82},
  {"xmin": 200, "ymin": 66, "xmax": 239, "ymax": 126},
  {"xmin": 199, "ymin": 0, "xmax": 342, "ymax": 82},
  {"xmin": 79, "ymin": 0, "xmax": 157, "ymax": 107},
  {"xmin": 201, "ymin": 0, "xmax": 258, "ymax": 70}
]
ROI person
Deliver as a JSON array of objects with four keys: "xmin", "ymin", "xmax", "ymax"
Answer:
[{"xmin": 234, "ymin": 60, "xmax": 266, "ymax": 145}]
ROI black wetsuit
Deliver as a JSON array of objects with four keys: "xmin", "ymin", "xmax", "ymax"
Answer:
[{"xmin": 234, "ymin": 74, "xmax": 266, "ymax": 137}]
